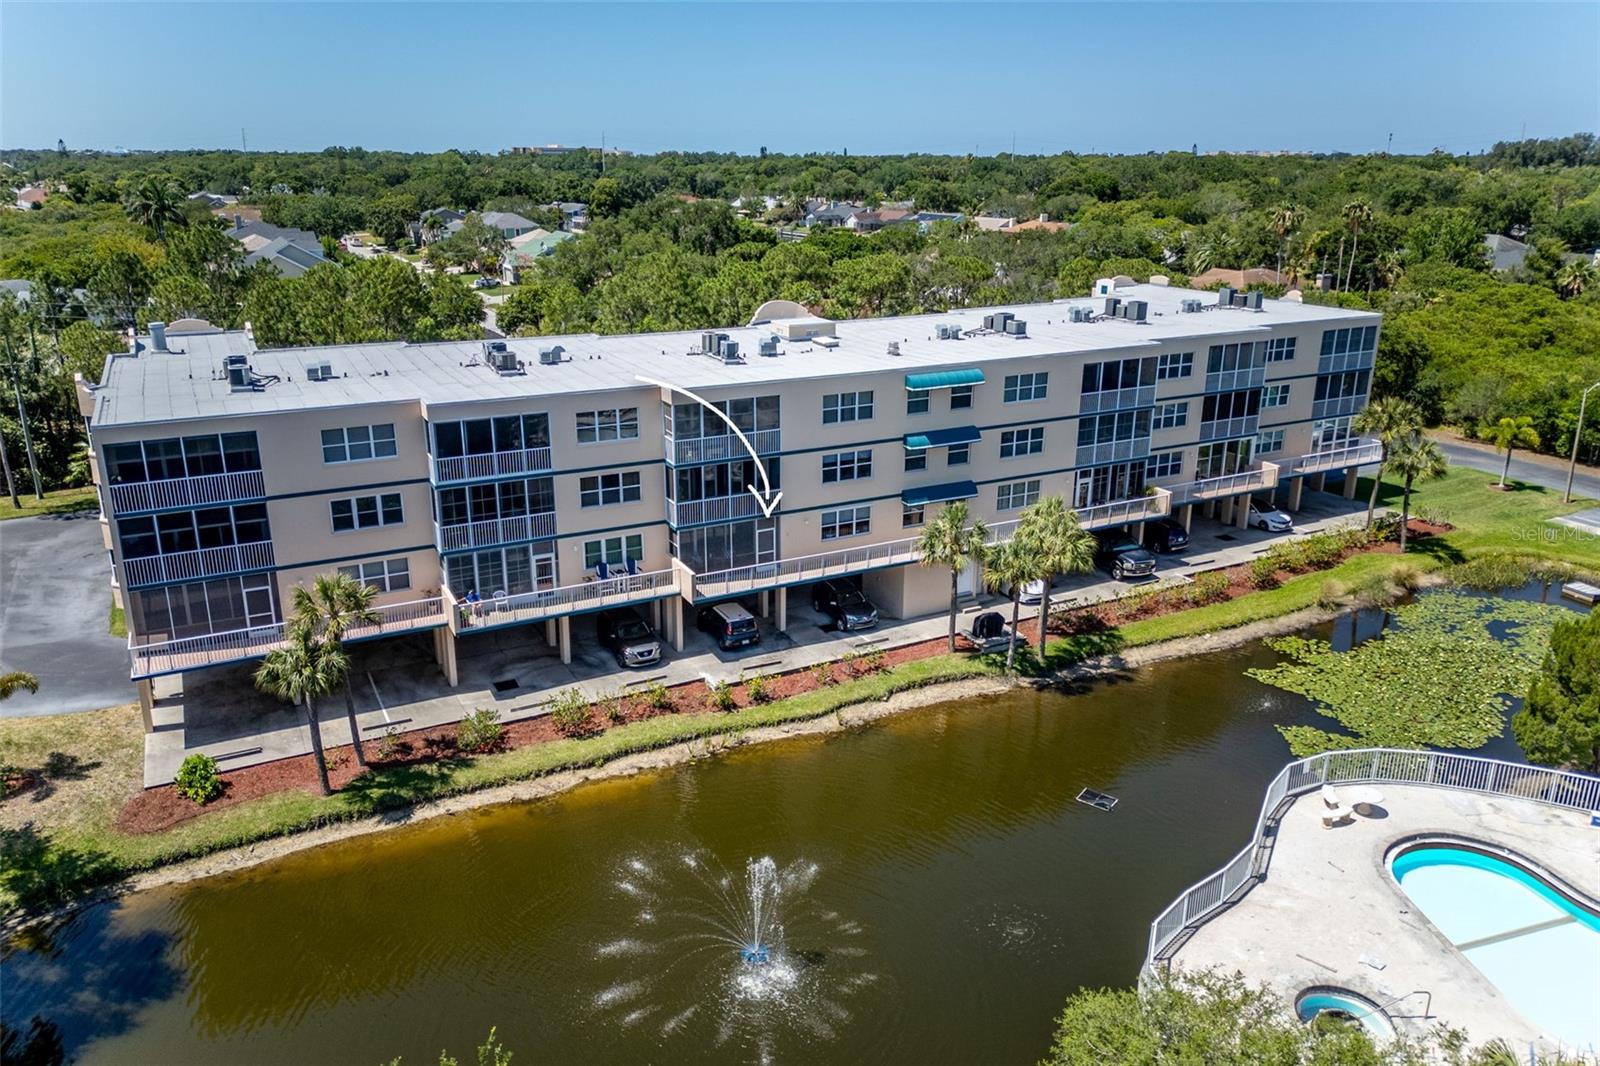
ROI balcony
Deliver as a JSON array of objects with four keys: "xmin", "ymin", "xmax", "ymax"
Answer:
[
  {"xmin": 437, "ymin": 511, "xmax": 557, "ymax": 552},
  {"xmin": 1169, "ymin": 462, "xmax": 1281, "ymax": 507},
  {"xmin": 666, "ymin": 493, "xmax": 765, "ymax": 528},
  {"xmin": 1075, "ymin": 438, "xmax": 1151, "ymax": 467},
  {"xmin": 1075, "ymin": 487, "xmax": 1172, "ymax": 531},
  {"xmin": 666, "ymin": 428, "xmax": 781, "ymax": 466},
  {"xmin": 446, "ymin": 569, "xmax": 679, "ymax": 631},
  {"xmin": 1198, "ymin": 416, "xmax": 1260, "ymax": 442},
  {"xmin": 123, "ymin": 540, "xmax": 275, "ymax": 588},
  {"xmin": 1291, "ymin": 437, "xmax": 1383, "ymax": 476},
  {"xmin": 1078, "ymin": 385, "xmax": 1155, "ymax": 414},
  {"xmin": 1205, "ymin": 367, "xmax": 1267, "ymax": 393},
  {"xmin": 108, "ymin": 470, "xmax": 266, "ymax": 516},
  {"xmin": 431, "ymin": 447, "xmax": 552, "ymax": 485},
  {"xmin": 128, "ymin": 596, "xmax": 446, "ymax": 678},
  {"xmin": 1317, "ymin": 349, "xmax": 1375, "ymax": 376},
  {"xmin": 1311, "ymin": 394, "xmax": 1366, "ymax": 420}
]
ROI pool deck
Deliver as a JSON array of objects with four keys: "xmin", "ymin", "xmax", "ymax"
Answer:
[{"xmin": 1167, "ymin": 783, "xmax": 1600, "ymax": 1054}]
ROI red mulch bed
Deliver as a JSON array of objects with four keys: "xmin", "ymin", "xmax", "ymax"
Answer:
[{"xmin": 118, "ymin": 521, "xmax": 1445, "ymax": 835}]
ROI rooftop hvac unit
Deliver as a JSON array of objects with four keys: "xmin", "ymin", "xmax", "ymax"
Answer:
[
  {"xmin": 1231, "ymin": 291, "xmax": 1249, "ymax": 308},
  {"xmin": 991, "ymin": 311, "xmax": 1014, "ymax": 332},
  {"xmin": 1245, "ymin": 291, "xmax": 1264, "ymax": 310},
  {"xmin": 1104, "ymin": 297, "xmax": 1122, "ymax": 318},
  {"xmin": 716, "ymin": 338, "xmax": 742, "ymax": 363},
  {"xmin": 1005, "ymin": 318, "xmax": 1027, "ymax": 335},
  {"xmin": 700, "ymin": 331, "xmax": 720, "ymax": 353},
  {"xmin": 1217, "ymin": 286, "xmax": 1235, "ymax": 307},
  {"xmin": 1068, "ymin": 306, "xmax": 1094, "ymax": 323},
  {"xmin": 887, "ymin": 341, "xmax": 901, "ymax": 357},
  {"xmin": 538, "ymin": 345, "xmax": 564, "ymax": 365},
  {"xmin": 482, "ymin": 340, "xmax": 521, "ymax": 375},
  {"xmin": 1122, "ymin": 300, "xmax": 1148, "ymax": 323},
  {"xmin": 936, "ymin": 323, "xmax": 962, "ymax": 340},
  {"xmin": 224, "ymin": 354, "xmax": 254, "ymax": 391},
  {"xmin": 305, "ymin": 361, "xmax": 334, "ymax": 381},
  {"xmin": 758, "ymin": 335, "xmax": 780, "ymax": 357},
  {"xmin": 1180, "ymin": 298, "xmax": 1204, "ymax": 313}
]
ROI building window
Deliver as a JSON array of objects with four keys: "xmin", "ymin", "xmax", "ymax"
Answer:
[
  {"xmin": 1262, "ymin": 384, "xmax": 1291, "ymax": 408},
  {"xmin": 434, "ymin": 413, "xmax": 550, "ymax": 457},
  {"xmin": 338, "ymin": 557, "xmax": 411, "ymax": 592},
  {"xmin": 904, "ymin": 445, "xmax": 927, "ymax": 472},
  {"xmin": 906, "ymin": 389, "xmax": 930, "ymax": 415},
  {"xmin": 1156, "ymin": 352, "xmax": 1194, "ymax": 380},
  {"xmin": 902, "ymin": 503, "xmax": 925, "ymax": 528},
  {"xmin": 1078, "ymin": 409, "xmax": 1153, "ymax": 447},
  {"xmin": 1207, "ymin": 342, "xmax": 1265, "ymax": 374},
  {"xmin": 821, "ymin": 506, "xmax": 871, "ymax": 540},
  {"xmin": 949, "ymin": 385, "xmax": 974, "ymax": 410},
  {"xmin": 1314, "ymin": 370, "xmax": 1370, "ymax": 402},
  {"xmin": 584, "ymin": 534, "xmax": 645, "ymax": 569},
  {"xmin": 1154, "ymin": 402, "xmax": 1188, "ymax": 429},
  {"xmin": 330, "ymin": 493, "xmax": 403, "ymax": 532},
  {"xmin": 1002, "ymin": 372, "xmax": 1048, "ymax": 403},
  {"xmin": 999, "ymin": 426, "xmax": 1044, "ymax": 458},
  {"xmin": 321, "ymin": 423, "xmax": 397, "ymax": 464},
  {"xmin": 105, "ymin": 431, "xmax": 262, "ymax": 484},
  {"xmin": 822, "ymin": 391, "xmax": 874, "ymax": 424},
  {"xmin": 1257, "ymin": 430, "xmax": 1286, "ymax": 455},
  {"xmin": 1081, "ymin": 357, "xmax": 1156, "ymax": 395},
  {"xmin": 1264, "ymin": 336, "xmax": 1297, "ymax": 362},
  {"xmin": 579, "ymin": 471, "xmax": 642, "ymax": 507},
  {"xmin": 576, "ymin": 407, "xmax": 639, "ymax": 444},
  {"xmin": 822, "ymin": 449, "xmax": 873, "ymax": 483},
  {"xmin": 1147, "ymin": 451, "xmax": 1183, "ymax": 479},
  {"xmin": 1313, "ymin": 417, "xmax": 1355, "ymax": 451},
  {"xmin": 118, "ymin": 503, "xmax": 270, "ymax": 559},
  {"xmin": 946, "ymin": 443, "xmax": 970, "ymax": 466},
  {"xmin": 1201, "ymin": 390, "xmax": 1262, "ymax": 424},
  {"xmin": 1196, "ymin": 438, "xmax": 1255, "ymax": 479},
  {"xmin": 997, "ymin": 479, "xmax": 1041, "ymax": 511},
  {"xmin": 1319, "ymin": 325, "xmax": 1378, "ymax": 357}
]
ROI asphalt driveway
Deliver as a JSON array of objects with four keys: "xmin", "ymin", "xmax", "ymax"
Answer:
[{"xmin": 0, "ymin": 512, "xmax": 133, "ymax": 716}]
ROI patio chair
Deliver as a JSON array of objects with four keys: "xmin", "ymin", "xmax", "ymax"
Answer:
[
  {"xmin": 595, "ymin": 559, "xmax": 611, "ymax": 580},
  {"xmin": 1320, "ymin": 783, "xmax": 1343, "ymax": 809},
  {"xmin": 491, "ymin": 588, "xmax": 508, "ymax": 614},
  {"xmin": 1320, "ymin": 804, "xmax": 1354, "ymax": 829}
]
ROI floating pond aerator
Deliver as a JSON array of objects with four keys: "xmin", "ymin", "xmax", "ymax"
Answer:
[{"xmin": 740, "ymin": 945, "xmax": 770, "ymax": 965}]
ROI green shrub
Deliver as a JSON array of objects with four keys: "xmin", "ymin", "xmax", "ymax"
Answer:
[
  {"xmin": 375, "ymin": 727, "xmax": 404, "ymax": 761},
  {"xmin": 811, "ymin": 661, "xmax": 836, "ymax": 687},
  {"xmin": 706, "ymin": 680, "xmax": 737, "ymax": 712},
  {"xmin": 1249, "ymin": 556, "xmax": 1280, "ymax": 590},
  {"xmin": 863, "ymin": 648, "xmax": 887, "ymax": 674},
  {"xmin": 547, "ymin": 691, "xmax": 590, "ymax": 736},
  {"xmin": 1186, "ymin": 571, "xmax": 1230, "ymax": 606},
  {"xmin": 1265, "ymin": 541, "xmax": 1307, "ymax": 573},
  {"xmin": 603, "ymin": 690, "xmax": 627, "ymax": 723},
  {"xmin": 744, "ymin": 675, "xmax": 772, "ymax": 704},
  {"xmin": 174, "ymin": 754, "xmax": 223, "ymax": 805},
  {"xmin": 457, "ymin": 708, "xmax": 506, "ymax": 752},
  {"xmin": 643, "ymin": 681, "xmax": 672, "ymax": 710},
  {"xmin": 1318, "ymin": 579, "xmax": 1347, "ymax": 609},
  {"xmin": 839, "ymin": 650, "xmax": 861, "ymax": 677},
  {"xmin": 1302, "ymin": 533, "xmax": 1343, "ymax": 568}
]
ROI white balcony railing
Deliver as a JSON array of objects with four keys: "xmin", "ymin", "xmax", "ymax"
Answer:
[
  {"xmin": 1144, "ymin": 749, "xmax": 1600, "ymax": 969},
  {"xmin": 431, "ymin": 447, "xmax": 552, "ymax": 484},
  {"xmin": 1168, "ymin": 462, "xmax": 1280, "ymax": 507},
  {"xmin": 1317, "ymin": 349, "xmax": 1375, "ymax": 376},
  {"xmin": 666, "ymin": 493, "xmax": 765, "ymax": 528},
  {"xmin": 666, "ymin": 428, "xmax": 781, "ymax": 466},
  {"xmin": 1078, "ymin": 385, "xmax": 1155, "ymax": 414},
  {"xmin": 446, "ymin": 569, "xmax": 679, "ymax": 630},
  {"xmin": 127, "ymin": 596, "xmax": 446, "ymax": 678},
  {"xmin": 1198, "ymin": 415, "xmax": 1260, "ymax": 442},
  {"xmin": 122, "ymin": 540, "xmax": 276, "ymax": 588},
  {"xmin": 1311, "ymin": 394, "xmax": 1367, "ymax": 421},
  {"xmin": 1291, "ymin": 437, "xmax": 1383, "ymax": 476},
  {"xmin": 1075, "ymin": 487, "xmax": 1172, "ymax": 530},
  {"xmin": 108, "ymin": 470, "xmax": 266, "ymax": 515},
  {"xmin": 1075, "ymin": 438, "xmax": 1151, "ymax": 467},
  {"xmin": 437, "ymin": 511, "xmax": 557, "ymax": 552}
]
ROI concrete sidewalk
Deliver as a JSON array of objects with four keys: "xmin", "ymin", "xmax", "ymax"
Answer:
[{"xmin": 144, "ymin": 490, "xmax": 1375, "ymax": 785}]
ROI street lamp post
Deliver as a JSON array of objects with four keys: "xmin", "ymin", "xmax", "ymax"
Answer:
[{"xmin": 1566, "ymin": 380, "xmax": 1600, "ymax": 504}]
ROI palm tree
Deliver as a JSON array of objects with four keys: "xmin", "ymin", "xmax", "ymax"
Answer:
[
  {"xmin": 982, "ymin": 538, "xmax": 1036, "ymax": 674},
  {"xmin": 121, "ymin": 175, "xmax": 185, "ymax": 242},
  {"xmin": 1387, "ymin": 433, "xmax": 1448, "ymax": 551},
  {"xmin": 916, "ymin": 499, "xmax": 988, "ymax": 652},
  {"xmin": 293, "ymin": 573, "xmax": 380, "ymax": 768},
  {"xmin": 1017, "ymin": 496, "xmax": 1097, "ymax": 660},
  {"xmin": 1482, "ymin": 415, "xmax": 1541, "ymax": 488},
  {"xmin": 1269, "ymin": 203, "xmax": 1301, "ymax": 279},
  {"xmin": 1351, "ymin": 397, "xmax": 1425, "ymax": 529},
  {"xmin": 253, "ymin": 620, "xmax": 349, "ymax": 796},
  {"xmin": 422, "ymin": 214, "xmax": 444, "ymax": 244},
  {"xmin": 1341, "ymin": 199, "xmax": 1373, "ymax": 292},
  {"xmin": 0, "ymin": 671, "xmax": 40, "ymax": 700},
  {"xmin": 1555, "ymin": 259, "xmax": 1595, "ymax": 299}
]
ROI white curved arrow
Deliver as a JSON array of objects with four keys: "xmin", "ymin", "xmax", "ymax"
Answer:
[{"xmin": 636, "ymin": 375, "xmax": 783, "ymax": 518}]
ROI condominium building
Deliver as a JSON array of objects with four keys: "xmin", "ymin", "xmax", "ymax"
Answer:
[{"xmin": 78, "ymin": 280, "xmax": 1381, "ymax": 726}]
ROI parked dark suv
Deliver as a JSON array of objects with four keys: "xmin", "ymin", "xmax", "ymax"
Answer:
[
  {"xmin": 810, "ymin": 580, "xmax": 879, "ymax": 631},
  {"xmin": 1144, "ymin": 517, "xmax": 1190, "ymax": 554},
  {"xmin": 1095, "ymin": 533, "xmax": 1159, "ymax": 581},
  {"xmin": 596, "ymin": 607, "xmax": 662, "ymax": 667},
  {"xmin": 696, "ymin": 602, "xmax": 762, "ymax": 650}
]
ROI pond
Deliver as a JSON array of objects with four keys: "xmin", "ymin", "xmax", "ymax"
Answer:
[{"xmin": 2, "ymin": 596, "xmax": 1566, "ymax": 1066}]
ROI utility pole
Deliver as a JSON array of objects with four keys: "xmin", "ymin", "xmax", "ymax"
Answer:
[
  {"xmin": 1565, "ymin": 380, "xmax": 1600, "ymax": 503},
  {"xmin": 2, "ymin": 336, "xmax": 42, "ymax": 500}
]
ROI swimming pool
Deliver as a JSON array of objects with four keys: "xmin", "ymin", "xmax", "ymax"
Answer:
[{"xmin": 1390, "ymin": 843, "xmax": 1600, "ymax": 1053}]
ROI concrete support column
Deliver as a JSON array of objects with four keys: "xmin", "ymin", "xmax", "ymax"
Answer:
[
  {"xmin": 1203, "ymin": 498, "xmax": 1217, "ymax": 520},
  {"xmin": 1287, "ymin": 478, "xmax": 1305, "ymax": 512},
  {"xmin": 1218, "ymin": 497, "xmax": 1234, "ymax": 525},
  {"xmin": 1342, "ymin": 465, "xmax": 1360, "ymax": 500},
  {"xmin": 650, "ymin": 599, "xmax": 661, "ymax": 630},
  {"xmin": 432, "ymin": 627, "xmax": 459, "ymax": 688},
  {"xmin": 774, "ymin": 587, "xmax": 788, "ymax": 634},
  {"xmin": 758, "ymin": 590, "xmax": 770, "ymax": 618},
  {"xmin": 1235, "ymin": 495, "xmax": 1252, "ymax": 529},
  {"xmin": 670, "ymin": 597, "xmax": 685, "ymax": 652},
  {"xmin": 557, "ymin": 616, "xmax": 572, "ymax": 665},
  {"xmin": 1311, "ymin": 472, "xmax": 1327, "ymax": 493},
  {"xmin": 1178, "ymin": 503, "xmax": 1194, "ymax": 532},
  {"xmin": 137, "ymin": 679, "xmax": 155, "ymax": 733},
  {"xmin": 544, "ymin": 619, "xmax": 557, "ymax": 647}
]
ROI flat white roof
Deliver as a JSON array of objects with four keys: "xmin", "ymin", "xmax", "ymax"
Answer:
[{"xmin": 92, "ymin": 284, "xmax": 1377, "ymax": 428}]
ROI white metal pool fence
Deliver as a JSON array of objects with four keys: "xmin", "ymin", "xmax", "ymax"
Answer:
[{"xmin": 1144, "ymin": 749, "xmax": 1600, "ymax": 968}]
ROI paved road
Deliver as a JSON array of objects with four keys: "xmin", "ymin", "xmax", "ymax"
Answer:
[
  {"xmin": 0, "ymin": 513, "xmax": 133, "ymax": 716},
  {"xmin": 1430, "ymin": 434, "xmax": 1600, "ymax": 501}
]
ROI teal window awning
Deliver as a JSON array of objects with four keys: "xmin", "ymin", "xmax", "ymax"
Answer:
[
  {"xmin": 901, "ymin": 480, "xmax": 979, "ymax": 506},
  {"xmin": 905, "ymin": 368, "xmax": 986, "ymax": 391},
  {"xmin": 904, "ymin": 425, "xmax": 982, "ymax": 451}
]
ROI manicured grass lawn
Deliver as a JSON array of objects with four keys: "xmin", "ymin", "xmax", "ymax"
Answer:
[
  {"xmin": 2, "ymin": 463, "xmax": 1592, "ymax": 916},
  {"xmin": 108, "ymin": 598, "xmax": 126, "ymax": 639},
  {"xmin": 0, "ymin": 486, "xmax": 98, "ymax": 521}
]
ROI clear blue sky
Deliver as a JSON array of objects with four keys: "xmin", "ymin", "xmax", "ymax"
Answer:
[{"xmin": 2, "ymin": 2, "xmax": 1595, "ymax": 156}]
